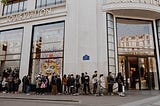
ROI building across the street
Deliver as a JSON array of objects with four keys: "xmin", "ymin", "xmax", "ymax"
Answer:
[{"xmin": 0, "ymin": 0, "xmax": 160, "ymax": 90}]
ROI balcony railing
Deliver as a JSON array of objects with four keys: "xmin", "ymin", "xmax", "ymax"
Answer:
[
  {"xmin": 103, "ymin": 0, "xmax": 160, "ymax": 6},
  {"xmin": 36, "ymin": 0, "xmax": 66, "ymax": 8}
]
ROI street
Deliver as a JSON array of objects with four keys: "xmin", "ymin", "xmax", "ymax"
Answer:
[{"xmin": 0, "ymin": 90, "xmax": 160, "ymax": 106}]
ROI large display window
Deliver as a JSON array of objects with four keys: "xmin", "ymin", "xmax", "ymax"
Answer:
[
  {"xmin": 117, "ymin": 18, "xmax": 159, "ymax": 90},
  {"xmin": 0, "ymin": 28, "xmax": 23, "ymax": 79},
  {"xmin": 30, "ymin": 21, "xmax": 64, "ymax": 83}
]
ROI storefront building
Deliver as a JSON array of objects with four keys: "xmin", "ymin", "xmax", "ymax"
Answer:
[{"xmin": 0, "ymin": 0, "xmax": 160, "ymax": 90}]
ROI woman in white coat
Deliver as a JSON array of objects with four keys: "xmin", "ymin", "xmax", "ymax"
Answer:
[{"xmin": 99, "ymin": 74, "xmax": 106, "ymax": 96}]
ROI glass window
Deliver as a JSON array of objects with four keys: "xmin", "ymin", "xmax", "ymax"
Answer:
[
  {"xmin": 19, "ymin": 1, "xmax": 24, "ymax": 11},
  {"xmin": 41, "ymin": 0, "xmax": 47, "ymax": 7},
  {"xmin": 12, "ymin": 2, "xmax": 19, "ymax": 13},
  {"xmin": 36, "ymin": 0, "xmax": 65, "ymax": 8},
  {"xmin": 107, "ymin": 14, "xmax": 113, "ymax": 21},
  {"xmin": 23, "ymin": 0, "xmax": 27, "ymax": 11},
  {"xmin": 56, "ymin": 0, "xmax": 61, "ymax": 4},
  {"xmin": 108, "ymin": 43, "xmax": 115, "ymax": 50},
  {"xmin": 109, "ymin": 66, "xmax": 115, "ymax": 73},
  {"xmin": 0, "ymin": 28, "xmax": 23, "ymax": 78},
  {"xmin": 107, "ymin": 13, "xmax": 116, "ymax": 74},
  {"xmin": 3, "ymin": 0, "xmax": 27, "ymax": 15},
  {"xmin": 117, "ymin": 18, "xmax": 154, "ymax": 56},
  {"xmin": 109, "ymin": 58, "xmax": 115, "ymax": 65},
  {"xmin": 108, "ymin": 35, "xmax": 114, "ymax": 42},
  {"xmin": 3, "ymin": 5, "xmax": 8, "ymax": 15},
  {"xmin": 31, "ymin": 22, "xmax": 64, "ymax": 84},
  {"xmin": 108, "ymin": 28, "xmax": 114, "ymax": 35},
  {"xmin": 109, "ymin": 51, "xmax": 115, "ymax": 58},
  {"xmin": 47, "ymin": 0, "xmax": 56, "ymax": 5},
  {"xmin": 7, "ymin": 4, "xmax": 12, "ymax": 15},
  {"xmin": 108, "ymin": 21, "xmax": 114, "ymax": 28},
  {"xmin": 36, "ymin": 0, "xmax": 41, "ymax": 8}
]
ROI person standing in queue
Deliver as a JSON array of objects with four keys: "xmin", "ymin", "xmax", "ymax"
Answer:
[
  {"xmin": 107, "ymin": 72, "xmax": 114, "ymax": 95},
  {"xmin": 116, "ymin": 72, "xmax": 124, "ymax": 96},
  {"xmin": 84, "ymin": 72, "xmax": 91, "ymax": 95}
]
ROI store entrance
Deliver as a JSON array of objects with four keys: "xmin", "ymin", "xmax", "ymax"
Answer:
[
  {"xmin": 116, "ymin": 18, "xmax": 159, "ymax": 90},
  {"xmin": 119, "ymin": 56, "xmax": 155, "ymax": 90}
]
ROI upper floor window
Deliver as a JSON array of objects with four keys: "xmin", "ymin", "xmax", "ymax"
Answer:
[
  {"xmin": 36, "ymin": 0, "xmax": 65, "ymax": 8},
  {"xmin": 3, "ymin": 0, "xmax": 27, "ymax": 16}
]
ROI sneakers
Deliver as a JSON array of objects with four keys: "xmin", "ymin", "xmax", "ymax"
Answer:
[{"xmin": 26, "ymin": 93, "xmax": 30, "ymax": 95}]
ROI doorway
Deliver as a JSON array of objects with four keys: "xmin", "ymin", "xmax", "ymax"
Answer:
[{"xmin": 119, "ymin": 56, "xmax": 156, "ymax": 90}]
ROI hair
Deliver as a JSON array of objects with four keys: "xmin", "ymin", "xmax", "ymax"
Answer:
[
  {"xmin": 100, "ymin": 74, "xmax": 103, "ymax": 77},
  {"xmin": 63, "ymin": 74, "xmax": 66, "ymax": 78},
  {"xmin": 108, "ymin": 72, "xmax": 112, "ymax": 75},
  {"xmin": 81, "ymin": 73, "xmax": 84, "ymax": 76},
  {"xmin": 118, "ymin": 72, "xmax": 122, "ymax": 76}
]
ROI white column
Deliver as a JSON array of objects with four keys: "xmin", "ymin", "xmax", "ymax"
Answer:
[
  {"xmin": 77, "ymin": 0, "xmax": 98, "ymax": 76},
  {"xmin": 97, "ymin": 0, "xmax": 108, "ymax": 75},
  {"xmin": 19, "ymin": 23, "xmax": 32, "ymax": 79},
  {"xmin": 153, "ymin": 20, "xmax": 160, "ymax": 90},
  {"xmin": 64, "ymin": 0, "xmax": 79, "ymax": 75}
]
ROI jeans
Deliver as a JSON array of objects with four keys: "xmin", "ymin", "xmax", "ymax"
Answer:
[
  {"xmin": 25, "ymin": 85, "xmax": 30, "ymax": 93},
  {"xmin": 99, "ymin": 86, "xmax": 104, "ymax": 95}
]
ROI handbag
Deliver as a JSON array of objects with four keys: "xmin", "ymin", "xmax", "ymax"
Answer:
[{"xmin": 40, "ymin": 82, "xmax": 46, "ymax": 88}]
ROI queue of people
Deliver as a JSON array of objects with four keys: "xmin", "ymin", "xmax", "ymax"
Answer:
[
  {"xmin": 0, "ymin": 68, "xmax": 21, "ymax": 94},
  {"xmin": 0, "ymin": 70, "xmax": 125, "ymax": 96}
]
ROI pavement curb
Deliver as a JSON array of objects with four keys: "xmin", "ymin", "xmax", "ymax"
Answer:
[{"xmin": 0, "ymin": 95, "xmax": 79, "ymax": 103}]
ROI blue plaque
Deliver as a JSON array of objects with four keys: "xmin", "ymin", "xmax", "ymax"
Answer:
[{"xmin": 83, "ymin": 55, "xmax": 90, "ymax": 60}]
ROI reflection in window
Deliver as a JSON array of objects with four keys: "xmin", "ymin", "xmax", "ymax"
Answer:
[
  {"xmin": 3, "ymin": 0, "xmax": 27, "ymax": 16},
  {"xmin": 0, "ymin": 28, "xmax": 23, "ymax": 77},
  {"xmin": 31, "ymin": 22, "xmax": 64, "ymax": 84},
  {"xmin": 117, "ymin": 18, "xmax": 154, "ymax": 56}
]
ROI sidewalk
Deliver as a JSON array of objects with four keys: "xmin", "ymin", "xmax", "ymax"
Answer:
[
  {"xmin": 120, "ymin": 95, "xmax": 160, "ymax": 106},
  {"xmin": 0, "ymin": 90, "xmax": 160, "ymax": 106}
]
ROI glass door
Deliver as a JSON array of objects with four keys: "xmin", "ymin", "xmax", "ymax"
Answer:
[{"xmin": 138, "ymin": 57, "xmax": 149, "ymax": 90}]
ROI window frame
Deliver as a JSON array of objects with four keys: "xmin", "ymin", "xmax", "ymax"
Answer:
[{"xmin": 29, "ymin": 21, "xmax": 65, "ymax": 81}]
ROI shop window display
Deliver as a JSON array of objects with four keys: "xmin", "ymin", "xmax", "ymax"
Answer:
[
  {"xmin": 31, "ymin": 22, "xmax": 64, "ymax": 84},
  {"xmin": 0, "ymin": 28, "xmax": 23, "ymax": 78}
]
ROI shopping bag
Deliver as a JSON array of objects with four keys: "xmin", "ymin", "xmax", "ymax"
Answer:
[{"xmin": 122, "ymin": 85, "xmax": 125, "ymax": 93}]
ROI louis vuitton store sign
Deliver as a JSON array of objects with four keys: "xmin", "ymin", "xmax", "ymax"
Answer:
[{"xmin": 7, "ymin": 7, "xmax": 52, "ymax": 22}]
